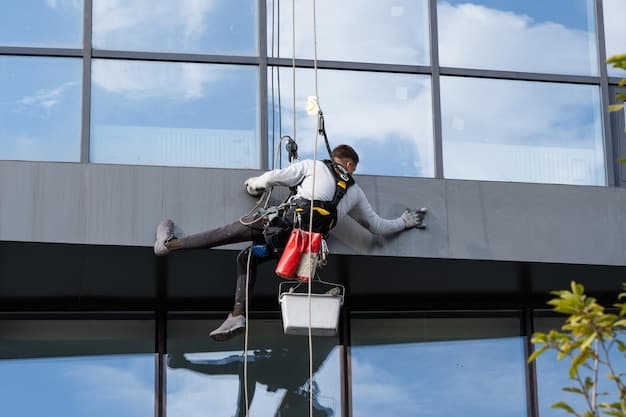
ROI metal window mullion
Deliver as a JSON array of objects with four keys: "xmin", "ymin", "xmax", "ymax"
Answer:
[
  {"xmin": 80, "ymin": 0, "xmax": 93, "ymax": 164},
  {"xmin": 92, "ymin": 49, "xmax": 261, "ymax": 65},
  {"xmin": 0, "ymin": 46, "xmax": 82, "ymax": 57},
  {"xmin": 259, "ymin": 0, "xmax": 269, "ymax": 170},
  {"xmin": 429, "ymin": 0, "xmax": 444, "ymax": 178},
  {"xmin": 522, "ymin": 307, "xmax": 539, "ymax": 417},
  {"xmin": 595, "ymin": 0, "xmax": 616, "ymax": 186}
]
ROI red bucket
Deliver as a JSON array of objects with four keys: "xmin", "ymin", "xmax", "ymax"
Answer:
[{"xmin": 275, "ymin": 229, "xmax": 322, "ymax": 281}]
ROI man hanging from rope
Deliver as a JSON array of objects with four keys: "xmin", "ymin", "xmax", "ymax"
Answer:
[{"xmin": 153, "ymin": 144, "xmax": 427, "ymax": 341}]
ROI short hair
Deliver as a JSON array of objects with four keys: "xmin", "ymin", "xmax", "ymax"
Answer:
[{"xmin": 331, "ymin": 144, "xmax": 359, "ymax": 165}]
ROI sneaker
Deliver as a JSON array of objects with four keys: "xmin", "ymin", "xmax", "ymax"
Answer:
[
  {"xmin": 209, "ymin": 313, "xmax": 246, "ymax": 342},
  {"xmin": 154, "ymin": 219, "xmax": 174, "ymax": 256}
]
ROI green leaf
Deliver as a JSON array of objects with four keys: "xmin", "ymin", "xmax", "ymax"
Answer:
[
  {"xmin": 614, "ymin": 319, "xmax": 626, "ymax": 328},
  {"xmin": 608, "ymin": 104, "xmax": 625, "ymax": 112},
  {"xmin": 528, "ymin": 345, "xmax": 549, "ymax": 363},
  {"xmin": 618, "ymin": 158, "xmax": 626, "ymax": 164},
  {"xmin": 619, "ymin": 78, "xmax": 626, "ymax": 87},
  {"xmin": 569, "ymin": 351, "xmax": 590, "ymax": 379},
  {"xmin": 607, "ymin": 53, "xmax": 626, "ymax": 64},
  {"xmin": 551, "ymin": 402, "xmax": 577, "ymax": 415},
  {"xmin": 616, "ymin": 93, "xmax": 626, "ymax": 101},
  {"xmin": 602, "ymin": 412, "xmax": 624, "ymax": 417},
  {"xmin": 616, "ymin": 340, "xmax": 626, "ymax": 352},
  {"xmin": 563, "ymin": 387, "xmax": 585, "ymax": 395}
]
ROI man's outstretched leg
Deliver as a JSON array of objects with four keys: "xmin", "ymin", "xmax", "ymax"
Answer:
[{"xmin": 153, "ymin": 217, "xmax": 264, "ymax": 256}]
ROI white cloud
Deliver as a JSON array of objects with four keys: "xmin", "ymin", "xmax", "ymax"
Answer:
[
  {"xmin": 92, "ymin": 60, "xmax": 222, "ymax": 100},
  {"xmin": 17, "ymin": 80, "xmax": 79, "ymax": 110},
  {"xmin": 269, "ymin": 0, "xmax": 430, "ymax": 65},
  {"xmin": 92, "ymin": 0, "xmax": 217, "ymax": 50},
  {"xmin": 271, "ymin": 68, "xmax": 434, "ymax": 176},
  {"xmin": 437, "ymin": 2, "xmax": 597, "ymax": 75},
  {"xmin": 603, "ymin": 0, "xmax": 626, "ymax": 76}
]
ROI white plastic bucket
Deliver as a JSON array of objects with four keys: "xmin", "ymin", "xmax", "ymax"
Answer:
[{"xmin": 279, "ymin": 291, "xmax": 343, "ymax": 336}]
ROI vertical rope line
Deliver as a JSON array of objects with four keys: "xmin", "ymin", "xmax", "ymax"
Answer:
[
  {"xmin": 312, "ymin": 0, "xmax": 319, "ymax": 99},
  {"xmin": 277, "ymin": 0, "xmax": 283, "ymax": 167},
  {"xmin": 270, "ymin": 0, "xmax": 276, "ymax": 168},
  {"xmin": 244, "ymin": 248, "xmax": 252, "ymax": 417},
  {"xmin": 308, "ymin": 2, "xmax": 321, "ymax": 416},
  {"xmin": 292, "ymin": 0, "xmax": 297, "ymax": 143}
]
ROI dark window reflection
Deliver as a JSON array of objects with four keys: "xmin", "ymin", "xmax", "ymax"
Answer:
[
  {"xmin": 91, "ymin": 60, "xmax": 259, "ymax": 168},
  {"xmin": 0, "ymin": 56, "xmax": 82, "ymax": 162},
  {"xmin": 167, "ymin": 319, "xmax": 341, "ymax": 417},
  {"xmin": 0, "ymin": 319, "xmax": 155, "ymax": 417},
  {"xmin": 268, "ymin": 0, "xmax": 429, "ymax": 65},
  {"xmin": 268, "ymin": 67, "xmax": 434, "ymax": 177},
  {"xmin": 92, "ymin": 0, "xmax": 256, "ymax": 55},
  {"xmin": 0, "ymin": 0, "xmax": 82, "ymax": 47},
  {"xmin": 351, "ymin": 317, "xmax": 527, "ymax": 417},
  {"xmin": 438, "ymin": 0, "xmax": 598, "ymax": 75}
]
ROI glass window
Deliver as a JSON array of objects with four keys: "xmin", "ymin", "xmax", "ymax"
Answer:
[
  {"xmin": 534, "ymin": 317, "xmax": 624, "ymax": 417},
  {"xmin": 92, "ymin": 0, "xmax": 257, "ymax": 55},
  {"xmin": 351, "ymin": 317, "xmax": 527, "ymax": 417},
  {"xmin": 268, "ymin": 68, "xmax": 434, "ymax": 177},
  {"xmin": 603, "ymin": 0, "xmax": 626, "ymax": 77},
  {"xmin": 0, "ymin": 56, "xmax": 82, "ymax": 162},
  {"xmin": 91, "ymin": 60, "xmax": 259, "ymax": 168},
  {"xmin": 441, "ymin": 76, "xmax": 605, "ymax": 185},
  {"xmin": 438, "ymin": 0, "xmax": 598, "ymax": 75},
  {"xmin": 268, "ymin": 0, "xmax": 430, "ymax": 65},
  {"xmin": 167, "ymin": 318, "xmax": 341, "ymax": 417},
  {"xmin": 0, "ymin": 319, "xmax": 155, "ymax": 417},
  {"xmin": 0, "ymin": 0, "xmax": 83, "ymax": 47}
]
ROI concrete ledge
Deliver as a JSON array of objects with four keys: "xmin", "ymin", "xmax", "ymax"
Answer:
[{"xmin": 1, "ymin": 161, "xmax": 625, "ymax": 266}]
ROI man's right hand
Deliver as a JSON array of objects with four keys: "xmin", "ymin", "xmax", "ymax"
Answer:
[
  {"xmin": 401, "ymin": 208, "xmax": 427, "ymax": 229},
  {"xmin": 245, "ymin": 177, "xmax": 266, "ymax": 197}
]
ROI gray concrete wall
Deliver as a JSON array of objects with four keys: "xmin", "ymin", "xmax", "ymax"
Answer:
[{"xmin": 0, "ymin": 161, "xmax": 624, "ymax": 266}]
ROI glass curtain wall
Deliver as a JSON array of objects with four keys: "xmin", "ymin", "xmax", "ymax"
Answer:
[{"xmin": 0, "ymin": 0, "xmax": 622, "ymax": 181}]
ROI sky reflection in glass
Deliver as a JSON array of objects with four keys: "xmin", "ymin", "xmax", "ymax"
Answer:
[
  {"xmin": 603, "ymin": 0, "xmax": 626, "ymax": 77},
  {"xmin": 0, "ymin": 320, "xmax": 154, "ymax": 417},
  {"xmin": 441, "ymin": 76, "xmax": 605, "ymax": 185},
  {"xmin": 351, "ymin": 318, "xmax": 527, "ymax": 417},
  {"xmin": 268, "ymin": 0, "xmax": 429, "ymax": 65},
  {"xmin": 0, "ymin": 56, "xmax": 82, "ymax": 162},
  {"xmin": 92, "ymin": 0, "xmax": 256, "ymax": 55},
  {"xmin": 438, "ymin": 0, "xmax": 598, "ymax": 75},
  {"xmin": 0, "ymin": 0, "xmax": 82, "ymax": 47},
  {"xmin": 91, "ymin": 59, "xmax": 259, "ymax": 168},
  {"xmin": 268, "ymin": 68, "xmax": 434, "ymax": 177},
  {"xmin": 167, "ymin": 319, "xmax": 340, "ymax": 417}
]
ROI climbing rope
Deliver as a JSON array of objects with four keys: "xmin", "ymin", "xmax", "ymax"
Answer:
[
  {"xmin": 307, "ymin": 1, "xmax": 321, "ymax": 416},
  {"xmin": 243, "ymin": 247, "xmax": 252, "ymax": 417}
]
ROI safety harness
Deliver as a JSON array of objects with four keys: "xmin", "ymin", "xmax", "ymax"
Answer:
[
  {"xmin": 260, "ymin": 159, "xmax": 354, "ymax": 254},
  {"xmin": 291, "ymin": 159, "xmax": 354, "ymax": 236}
]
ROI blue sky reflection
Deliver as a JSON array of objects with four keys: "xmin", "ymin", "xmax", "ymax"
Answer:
[
  {"xmin": 0, "ymin": 0, "xmax": 82, "ymax": 47},
  {"xmin": 0, "ymin": 56, "xmax": 82, "ymax": 162},
  {"xmin": 90, "ymin": 60, "xmax": 259, "ymax": 168},
  {"xmin": 92, "ymin": 0, "xmax": 256, "ymax": 55},
  {"xmin": 352, "ymin": 337, "xmax": 527, "ymax": 417},
  {"xmin": 0, "ymin": 355, "xmax": 154, "ymax": 417},
  {"xmin": 268, "ymin": 68, "xmax": 434, "ymax": 177},
  {"xmin": 438, "ymin": 0, "xmax": 598, "ymax": 75}
]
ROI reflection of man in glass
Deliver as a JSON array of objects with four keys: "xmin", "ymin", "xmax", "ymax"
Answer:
[
  {"xmin": 154, "ymin": 145, "xmax": 426, "ymax": 340},
  {"xmin": 167, "ymin": 341, "xmax": 336, "ymax": 417}
]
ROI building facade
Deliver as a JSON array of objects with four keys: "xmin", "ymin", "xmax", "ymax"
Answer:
[{"xmin": 1, "ymin": 1, "xmax": 625, "ymax": 416}]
